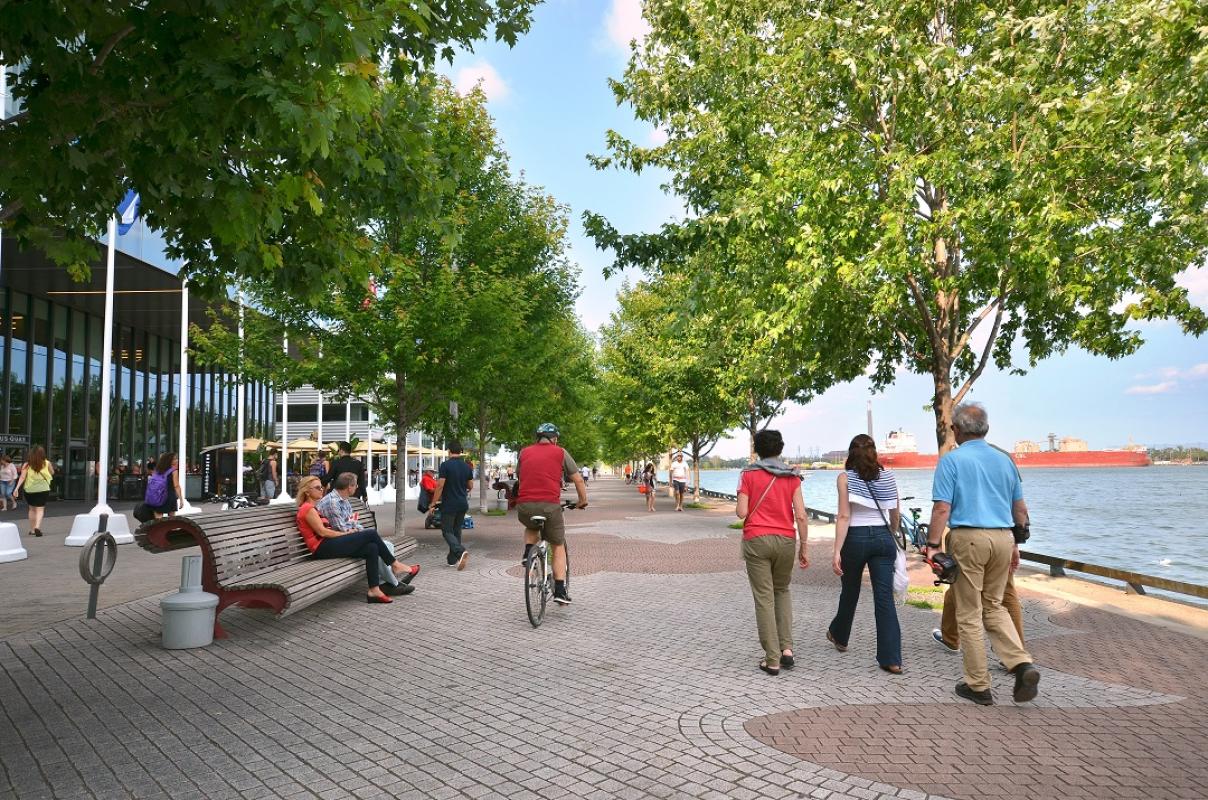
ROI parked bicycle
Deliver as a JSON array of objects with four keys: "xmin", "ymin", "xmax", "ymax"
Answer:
[
  {"xmin": 897, "ymin": 496, "xmax": 930, "ymax": 552},
  {"xmin": 523, "ymin": 500, "xmax": 577, "ymax": 628}
]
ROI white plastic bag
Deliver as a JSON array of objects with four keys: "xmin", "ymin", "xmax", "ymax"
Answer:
[
  {"xmin": 378, "ymin": 539, "xmax": 399, "ymax": 586},
  {"xmin": 892, "ymin": 543, "xmax": 909, "ymax": 604}
]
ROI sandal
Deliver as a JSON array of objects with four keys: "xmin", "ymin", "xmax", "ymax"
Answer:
[
  {"xmin": 880, "ymin": 664, "xmax": 903, "ymax": 675},
  {"xmin": 758, "ymin": 660, "xmax": 780, "ymax": 676},
  {"xmin": 399, "ymin": 564, "xmax": 420, "ymax": 585},
  {"xmin": 780, "ymin": 651, "xmax": 795, "ymax": 669},
  {"xmin": 826, "ymin": 630, "xmax": 847, "ymax": 653}
]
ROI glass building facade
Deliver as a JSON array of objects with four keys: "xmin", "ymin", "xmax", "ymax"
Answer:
[{"xmin": 0, "ymin": 239, "xmax": 276, "ymax": 501}]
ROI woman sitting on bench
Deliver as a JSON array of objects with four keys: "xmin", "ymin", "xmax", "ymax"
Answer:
[{"xmin": 294, "ymin": 475, "xmax": 420, "ymax": 604}]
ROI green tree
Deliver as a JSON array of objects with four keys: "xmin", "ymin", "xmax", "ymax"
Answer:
[
  {"xmin": 588, "ymin": 0, "xmax": 1208, "ymax": 452},
  {"xmin": 0, "ymin": 0, "xmax": 534, "ymax": 295}
]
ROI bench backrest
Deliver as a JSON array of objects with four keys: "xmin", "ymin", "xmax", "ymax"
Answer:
[{"xmin": 149, "ymin": 501, "xmax": 378, "ymax": 583}]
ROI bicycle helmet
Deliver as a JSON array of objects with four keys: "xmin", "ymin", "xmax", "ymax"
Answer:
[{"xmin": 535, "ymin": 422, "xmax": 560, "ymax": 440}]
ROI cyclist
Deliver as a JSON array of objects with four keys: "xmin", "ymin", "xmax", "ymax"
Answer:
[{"xmin": 516, "ymin": 423, "xmax": 588, "ymax": 605}]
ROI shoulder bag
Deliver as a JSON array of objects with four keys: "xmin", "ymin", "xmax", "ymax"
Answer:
[
  {"xmin": 742, "ymin": 474, "xmax": 778, "ymax": 528},
  {"xmin": 860, "ymin": 474, "xmax": 909, "ymax": 602}
]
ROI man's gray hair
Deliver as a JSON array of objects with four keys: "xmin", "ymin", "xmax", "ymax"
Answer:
[
  {"xmin": 952, "ymin": 403, "xmax": 990, "ymax": 437},
  {"xmin": 333, "ymin": 472, "xmax": 358, "ymax": 491}
]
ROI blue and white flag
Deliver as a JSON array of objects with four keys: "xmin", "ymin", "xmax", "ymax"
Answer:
[{"xmin": 116, "ymin": 189, "xmax": 141, "ymax": 235}]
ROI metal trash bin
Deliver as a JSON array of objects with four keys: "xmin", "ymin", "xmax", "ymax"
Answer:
[{"xmin": 160, "ymin": 555, "xmax": 219, "ymax": 649}]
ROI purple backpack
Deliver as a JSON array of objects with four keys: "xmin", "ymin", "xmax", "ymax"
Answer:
[{"xmin": 145, "ymin": 470, "xmax": 170, "ymax": 507}]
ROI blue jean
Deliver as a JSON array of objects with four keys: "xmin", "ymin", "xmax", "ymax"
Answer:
[
  {"xmin": 441, "ymin": 502, "xmax": 468, "ymax": 563},
  {"xmin": 828, "ymin": 525, "xmax": 902, "ymax": 667},
  {"xmin": 315, "ymin": 528, "xmax": 395, "ymax": 587}
]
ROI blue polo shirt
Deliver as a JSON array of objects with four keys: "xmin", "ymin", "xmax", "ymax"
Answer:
[{"xmin": 931, "ymin": 439, "xmax": 1023, "ymax": 529}]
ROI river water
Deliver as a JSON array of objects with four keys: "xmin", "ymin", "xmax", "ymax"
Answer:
[{"xmin": 677, "ymin": 466, "xmax": 1208, "ymax": 595}]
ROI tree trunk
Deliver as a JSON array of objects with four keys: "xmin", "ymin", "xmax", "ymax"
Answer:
[
  {"xmin": 691, "ymin": 435, "xmax": 701, "ymax": 502},
  {"xmin": 747, "ymin": 390, "xmax": 758, "ymax": 463},
  {"xmin": 477, "ymin": 426, "xmax": 489, "ymax": 514},
  {"xmin": 932, "ymin": 370, "xmax": 958, "ymax": 454}
]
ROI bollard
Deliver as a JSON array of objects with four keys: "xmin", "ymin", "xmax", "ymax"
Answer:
[
  {"xmin": 160, "ymin": 555, "xmax": 219, "ymax": 649},
  {"xmin": 79, "ymin": 515, "xmax": 118, "ymax": 619}
]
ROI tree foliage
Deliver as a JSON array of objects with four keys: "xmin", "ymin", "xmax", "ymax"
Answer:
[
  {"xmin": 0, "ymin": 0, "xmax": 534, "ymax": 296},
  {"xmin": 587, "ymin": 0, "xmax": 1208, "ymax": 452}
]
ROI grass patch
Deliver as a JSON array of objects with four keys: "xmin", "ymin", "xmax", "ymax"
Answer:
[
  {"xmin": 728, "ymin": 521, "xmax": 744, "ymax": 530},
  {"xmin": 909, "ymin": 584, "xmax": 945, "ymax": 594},
  {"xmin": 485, "ymin": 509, "xmax": 508, "ymax": 517},
  {"xmin": 905, "ymin": 597, "xmax": 942, "ymax": 611},
  {"xmin": 685, "ymin": 502, "xmax": 709, "ymax": 510}
]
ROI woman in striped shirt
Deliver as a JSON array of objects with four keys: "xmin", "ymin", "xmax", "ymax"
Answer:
[{"xmin": 826, "ymin": 434, "xmax": 903, "ymax": 673}]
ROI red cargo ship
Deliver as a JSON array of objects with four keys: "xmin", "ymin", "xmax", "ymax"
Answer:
[{"xmin": 877, "ymin": 430, "xmax": 1151, "ymax": 469}]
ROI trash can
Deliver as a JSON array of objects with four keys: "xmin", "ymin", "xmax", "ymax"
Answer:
[
  {"xmin": 494, "ymin": 496, "xmax": 508, "ymax": 512},
  {"xmin": 160, "ymin": 555, "xmax": 219, "ymax": 649}
]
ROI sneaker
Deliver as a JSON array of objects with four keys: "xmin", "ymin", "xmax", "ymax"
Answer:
[
  {"xmin": 955, "ymin": 682, "xmax": 994, "ymax": 706},
  {"xmin": 456, "ymin": 551, "xmax": 469, "ymax": 571},
  {"xmin": 931, "ymin": 629, "xmax": 959, "ymax": 653},
  {"xmin": 381, "ymin": 583, "xmax": 416, "ymax": 597},
  {"xmin": 1011, "ymin": 663, "xmax": 1041, "ymax": 703},
  {"xmin": 553, "ymin": 590, "xmax": 572, "ymax": 605}
]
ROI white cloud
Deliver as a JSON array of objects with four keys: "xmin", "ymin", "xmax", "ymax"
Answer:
[
  {"xmin": 605, "ymin": 0, "xmax": 650, "ymax": 53},
  {"xmin": 1125, "ymin": 381, "xmax": 1176, "ymax": 395},
  {"xmin": 1177, "ymin": 264, "xmax": 1208, "ymax": 309},
  {"xmin": 454, "ymin": 60, "xmax": 509, "ymax": 102},
  {"xmin": 648, "ymin": 125, "xmax": 668, "ymax": 146},
  {"xmin": 1187, "ymin": 363, "xmax": 1208, "ymax": 378}
]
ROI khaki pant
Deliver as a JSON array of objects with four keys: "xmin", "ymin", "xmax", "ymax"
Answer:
[
  {"xmin": 948, "ymin": 528, "xmax": 1031, "ymax": 691},
  {"xmin": 742, "ymin": 534, "xmax": 796, "ymax": 668},
  {"xmin": 940, "ymin": 572, "xmax": 1023, "ymax": 648}
]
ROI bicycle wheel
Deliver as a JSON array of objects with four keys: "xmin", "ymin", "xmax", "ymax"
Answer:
[
  {"xmin": 524, "ymin": 548, "xmax": 547, "ymax": 628},
  {"xmin": 914, "ymin": 524, "xmax": 930, "ymax": 552},
  {"xmin": 894, "ymin": 524, "xmax": 908, "ymax": 551}
]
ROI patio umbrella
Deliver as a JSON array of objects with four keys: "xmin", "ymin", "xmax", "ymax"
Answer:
[{"xmin": 287, "ymin": 438, "xmax": 329, "ymax": 451}]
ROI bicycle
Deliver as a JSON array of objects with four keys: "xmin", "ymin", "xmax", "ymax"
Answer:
[
  {"xmin": 896, "ymin": 496, "xmax": 930, "ymax": 552},
  {"xmin": 523, "ymin": 500, "xmax": 578, "ymax": 628}
]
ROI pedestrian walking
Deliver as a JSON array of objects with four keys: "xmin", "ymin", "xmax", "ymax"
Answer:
[
  {"xmin": 0, "ymin": 455, "xmax": 17, "ymax": 510},
  {"xmin": 430, "ymin": 442, "xmax": 474, "ymax": 569},
  {"xmin": 327, "ymin": 443, "xmax": 366, "ymax": 501},
  {"xmin": 924, "ymin": 403, "xmax": 1040, "ymax": 705},
  {"xmin": 737, "ymin": 429, "xmax": 809, "ymax": 675},
  {"xmin": 641, "ymin": 462, "xmax": 657, "ymax": 511},
  {"xmin": 308, "ymin": 453, "xmax": 329, "ymax": 484},
  {"xmin": 670, "ymin": 452, "xmax": 690, "ymax": 511},
  {"xmin": 14, "ymin": 445, "xmax": 53, "ymax": 537},
  {"xmin": 826, "ymin": 435, "xmax": 903, "ymax": 674},
  {"xmin": 259, "ymin": 453, "xmax": 279, "ymax": 500}
]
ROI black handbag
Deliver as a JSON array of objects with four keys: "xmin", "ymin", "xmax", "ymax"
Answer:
[
  {"xmin": 132, "ymin": 502, "xmax": 155, "ymax": 523},
  {"xmin": 417, "ymin": 488, "xmax": 430, "ymax": 513}
]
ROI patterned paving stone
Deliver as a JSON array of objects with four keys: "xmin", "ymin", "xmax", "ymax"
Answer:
[{"xmin": 0, "ymin": 478, "xmax": 1202, "ymax": 799}]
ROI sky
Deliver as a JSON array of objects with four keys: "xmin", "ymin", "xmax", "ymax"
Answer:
[{"xmin": 448, "ymin": 0, "xmax": 1208, "ymax": 459}]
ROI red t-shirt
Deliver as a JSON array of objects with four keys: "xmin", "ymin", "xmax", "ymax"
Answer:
[
  {"xmin": 296, "ymin": 500, "xmax": 327, "ymax": 553},
  {"xmin": 737, "ymin": 470, "xmax": 801, "ymax": 540}
]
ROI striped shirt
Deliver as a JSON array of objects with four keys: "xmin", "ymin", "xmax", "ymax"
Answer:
[{"xmin": 845, "ymin": 469, "xmax": 899, "ymax": 527}]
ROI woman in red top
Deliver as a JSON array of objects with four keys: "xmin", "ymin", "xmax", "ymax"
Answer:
[
  {"xmin": 736, "ymin": 429, "xmax": 810, "ymax": 675},
  {"xmin": 294, "ymin": 476, "xmax": 418, "ymax": 603}
]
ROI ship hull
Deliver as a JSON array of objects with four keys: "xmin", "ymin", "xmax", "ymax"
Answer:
[{"xmin": 880, "ymin": 450, "xmax": 1150, "ymax": 469}]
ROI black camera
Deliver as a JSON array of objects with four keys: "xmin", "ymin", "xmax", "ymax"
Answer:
[
  {"xmin": 925, "ymin": 552, "xmax": 960, "ymax": 586},
  {"xmin": 1012, "ymin": 523, "xmax": 1031, "ymax": 545}
]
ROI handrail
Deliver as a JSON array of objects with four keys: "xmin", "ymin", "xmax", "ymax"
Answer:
[
  {"xmin": 1019, "ymin": 550, "xmax": 1208, "ymax": 600},
  {"xmin": 691, "ymin": 487, "xmax": 837, "ymax": 524},
  {"xmin": 686, "ymin": 485, "xmax": 1205, "ymax": 601}
]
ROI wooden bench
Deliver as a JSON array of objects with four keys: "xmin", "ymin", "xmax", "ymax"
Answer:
[{"xmin": 135, "ymin": 501, "xmax": 418, "ymax": 638}]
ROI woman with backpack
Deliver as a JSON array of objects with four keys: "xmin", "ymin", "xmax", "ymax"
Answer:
[
  {"xmin": 14, "ymin": 445, "xmax": 54, "ymax": 537},
  {"xmin": 146, "ymin": 452, "xmax": 183, "ymax": 520}
]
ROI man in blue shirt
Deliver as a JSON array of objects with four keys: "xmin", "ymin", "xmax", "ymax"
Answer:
[
  {"xmin": 431, "ymin": 442, "xmax": 475, "ymax": 569},
  {"xmin": 925, "ymin": 403, "xmax": 1040, "ymax": 705}
]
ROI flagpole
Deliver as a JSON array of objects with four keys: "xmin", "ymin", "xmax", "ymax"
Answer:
[
  {"xmin": 271, "ymin": 336, "xmax": 292, "ymax": 504},
  {"xmin": 235, "ymin": 293, "xmax": 245, "ymax": 496},
  {"xmin": 68, "ymin": 216, "xmax": 132, "ymax": 544},
  {"xmin": 177, "ymin": 279, "xmax": 201, "ymax": 514},
  {"xmin": 0, "ymin": 76, "xmax": 28, "ymax": 559}
]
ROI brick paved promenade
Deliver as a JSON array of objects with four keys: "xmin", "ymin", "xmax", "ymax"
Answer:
[{"xmin": 2, "ymin": 477, "xmax": 1206, "ymax": 799}]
